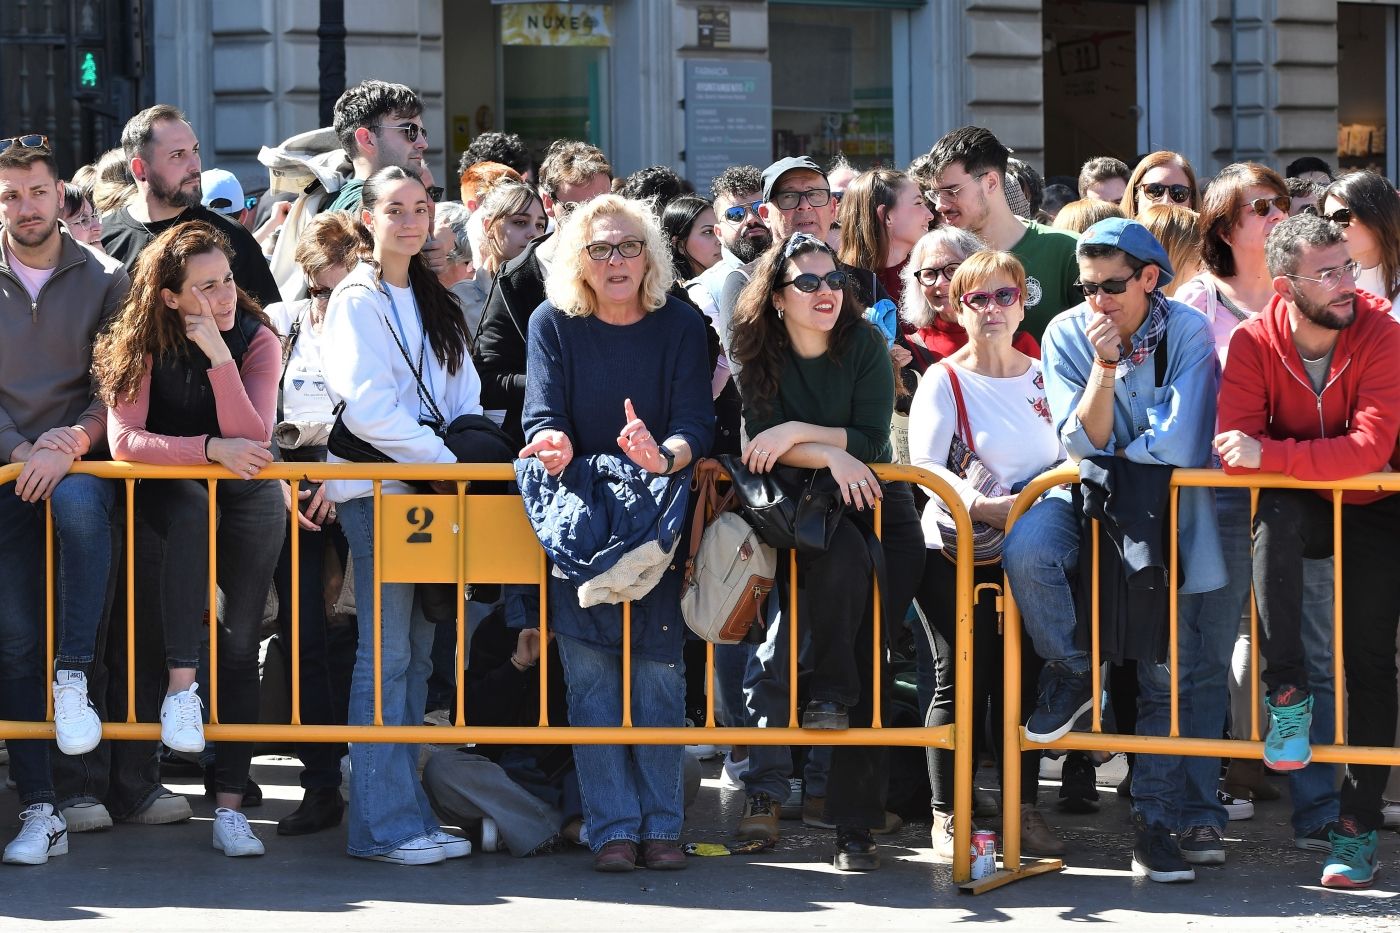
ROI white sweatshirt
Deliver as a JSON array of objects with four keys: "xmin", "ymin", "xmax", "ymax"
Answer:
[
  {"xmin": 908, "ymin": 359, "xmax": 1063, "ymax": 549},
  {"xmin": 321, "ymin": 263, "xmax": 483, "ymax": 501}
]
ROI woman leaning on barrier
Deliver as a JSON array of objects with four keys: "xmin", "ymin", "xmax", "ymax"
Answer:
[
  {"xmin": 319, "ymin": 165, "xmax": 481, "ymax": 867},
  {"xmin": 728, "ymin": 231, "xmax": 925, "ymax": 872},
  {"xmin": 907, "ymin": 249, "xmax": 1066, "ymax": 862},
  {"xmin": 518, "ymin": 193, "xmax": 713, "ymax": 873},
  {"xmin": 262, "ymin": 211, "xmax": 364, "ymax": 837},
  {"xmin": 95, "ymin": 220, "xmax": 285, "ymax": 858}
]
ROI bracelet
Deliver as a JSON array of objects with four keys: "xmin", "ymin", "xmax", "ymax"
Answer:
[
  {"xmin": 1094, "ymin": 357, "xmax": 1118, "ymax": 369},
  {"xmin": 510, "ymin": 654, "xmax": 535, "ymax": 672}
]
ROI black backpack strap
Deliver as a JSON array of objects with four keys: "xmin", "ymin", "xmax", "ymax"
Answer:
[{"xmin": 1154, "ymin": 323, "xmax": 1170, "ymax": 388}]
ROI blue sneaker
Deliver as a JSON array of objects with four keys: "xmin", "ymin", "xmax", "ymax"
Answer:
[
  {"xmin": 1025, "ymin": 661, "xmax": 1092, "ymax": 744},
  {"xmin": 1320, "ymin": 818, "xmax": 1378, "ymax": 889},
  {"xmin": 1262, "ymin": 685, "xmax": 1312, "ymax": 771}
]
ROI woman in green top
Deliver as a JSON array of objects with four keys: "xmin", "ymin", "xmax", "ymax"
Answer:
[{"xmin": 729, "ymin": 232, "xmax": 926, "ymax": 872}]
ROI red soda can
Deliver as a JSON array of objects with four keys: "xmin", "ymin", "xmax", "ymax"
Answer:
[{"xmin": 970, "ymin": 829, "xmax": 998, "ymax": 879}]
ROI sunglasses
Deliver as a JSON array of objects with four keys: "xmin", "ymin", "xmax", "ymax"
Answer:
[
  {"xmin": 1323, "ymin": 207, "xmax": 1352, "ymax": 227},
  {"xmin": 915, "ymin": 262, "xmax": 961, "ymax": 286},
  {"xmin": 372, "ymin": 123, "xmax": 427, "ymax": 143},
  {"xmin": 584, "ymin": 239, "xmax": 645, "ymax": 261},
  {"xmin": 779, "ymin": 270, "xmax": 848, "ymax": 293},
  {"xmin": 1075, "ymin": 267, "xmax": 1144, "ymax": 297},
  {"xmin": 1139, "ymin": 182, "xmax": 1192, "ymax": 204},
  {"xmin": 959, "ymin": 286, "xmax": 1021, "ymax": 311},
  {"xmin": 307, "ymin": 283, "xmax": 335, "ymax": 303},
  {"xmin": 722, "ymin": 200, "xmax": 762, "ymax": 224},
  {"xmin": 0, "ymin": 134, "xmax": 49, "ymax": 154},
  {"xmin": 770, "ymin": 188, "xmax": 832, "ymax": 211},
  {"xmin": 1246, "ymin": 195, "xmax": 1291, "ymax": 218}
]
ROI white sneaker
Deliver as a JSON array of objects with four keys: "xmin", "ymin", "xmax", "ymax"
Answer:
[
  {"xmin": 1382, "ymin": 800, "xmax": 1400, "ymax": 829},
  {"xmin": 212, "ymin": 808, "xmax": 265, "ymax": 857},
  {"xmin": 429, "ymin": 830, "xmax": 472, "ymax": 858},
  {"xmin": 160, "ymin": 684, "xmax": 205, "ymax": 753},
  {"xmin": 53, "ymin": 670, "xmax": 103, "ymax": 756},
  {"xmin": 718, "ymin": 753, "xmax": 745, "ymax": 791},
  {"xmin": 359, "ymin": 834, "xmax": 446, "ymax": 865},
  {"xmin": 3, "ymin": 803, "xmax": 68, "ymax": 865},
  {"xmin": 61, "ymin": 800, "xmax": 113, "ymax": 833}
]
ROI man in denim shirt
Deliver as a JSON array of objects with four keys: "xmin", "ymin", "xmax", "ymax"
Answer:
[{"xmin": 1004, "ymin": 218, "xmax": 1229, "ymax": 883}]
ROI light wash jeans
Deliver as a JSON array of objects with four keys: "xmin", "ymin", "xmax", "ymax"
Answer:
[
  {"xmin": 339, "ymin": 497, "xmax": 440, "ymax": 857},
  {"xmin": 555, "ymin": 633, "xmax": 685, "ymax": 850}
]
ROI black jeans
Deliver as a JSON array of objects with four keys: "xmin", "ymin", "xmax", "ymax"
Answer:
[
  {"xmin": 136, "ymin": 478, "xmax": 285, "ymax": 796},
  {"xmin": 1253, "ymin": 488, "xmax": 1400, "ymax": 830},
  {"xmin": 800, "ymin": 482, "xmax": 925, "ymax": 829},
  {"xmin": 916, "ymin": 552, "xmax": 1042, "ymax": 813},
  {"xmin": 273, "ymin": 521, "xmax": 353, "ymax": 789}
]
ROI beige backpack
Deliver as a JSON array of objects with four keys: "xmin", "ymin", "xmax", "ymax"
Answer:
[{"xmin": 680, "ymin": 460, "xmax": 777, "ymax": 644}]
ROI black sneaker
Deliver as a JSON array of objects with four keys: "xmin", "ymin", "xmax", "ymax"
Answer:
[
  {"xmin": 1294, "ymin": 819, "xmax": 1341, "ymax": 853},
  {"xmin": 1130, "ymin": 812, "xmax": 1195, "ymax": 883},
  {"xmin": 1025, "ymin": 661, "xmax": 1093, "ymax": 743},
  {"xmin": 1058, "ymin": 751, "xmax": 1100, "ymax": 813},
  {"xmin": 833, "ymin": 826, "xmax": 879, "ymax": 872},
  {"xmin": 1178, "ymin": 824, "xmax": 1226, "ymax": 865}
]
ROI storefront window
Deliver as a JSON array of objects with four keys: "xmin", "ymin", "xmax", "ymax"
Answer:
[
  {"xmin": 1337, "ymin": 3, "xmax": 1392, "ymax": 176},
  {"xmin": 768, "ymin": 4, "xmax": 894, "ymax": 168}
]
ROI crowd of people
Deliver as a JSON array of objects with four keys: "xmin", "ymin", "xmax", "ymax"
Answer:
[{"xmin": 3, "ymin": 77, "xmax": 1400, "ymax": 890}]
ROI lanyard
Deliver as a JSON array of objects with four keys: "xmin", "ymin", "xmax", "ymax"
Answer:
[{"xmin": 381, "ymin": 283, "xmax": 443, "ymax": 426}]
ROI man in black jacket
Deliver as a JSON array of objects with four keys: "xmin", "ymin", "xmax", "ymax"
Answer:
[{"xmin": 472, "ymin": 140, "xmax": 612, "ymax": 447}]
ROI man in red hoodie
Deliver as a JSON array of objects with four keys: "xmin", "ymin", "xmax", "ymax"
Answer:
[{"xmin": 1216, "ymin": 211, "xmax": 1400, "ymax": 889}]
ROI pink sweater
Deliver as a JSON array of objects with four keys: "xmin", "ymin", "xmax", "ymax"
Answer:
[{"xmin": 108, "ymin": 327, "xmax": 280, "ymax": 464}]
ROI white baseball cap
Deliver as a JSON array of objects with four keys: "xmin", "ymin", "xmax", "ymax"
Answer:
[{"xmin": 201, "ymin": 168, "xmax": 247, "ymax": 215}]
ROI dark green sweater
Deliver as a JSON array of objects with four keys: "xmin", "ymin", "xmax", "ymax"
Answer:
[{"xmin": 742, "ymin": 323, "xmax": 894, "ymax": 463}]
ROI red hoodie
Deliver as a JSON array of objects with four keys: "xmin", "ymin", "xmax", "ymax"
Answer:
[{"xmin": 1217, "ymin": 288, "xmax": 1400, "ymax": 503}]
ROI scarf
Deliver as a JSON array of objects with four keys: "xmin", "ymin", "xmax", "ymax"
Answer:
[{"xmin": 1118, "ymin": 290, "xmax": 1170, "ymax": 374}]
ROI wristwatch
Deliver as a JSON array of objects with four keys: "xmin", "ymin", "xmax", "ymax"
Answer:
[{"xmin": 657, "ymin": 445, "xmax": 677, "ymax": 476}]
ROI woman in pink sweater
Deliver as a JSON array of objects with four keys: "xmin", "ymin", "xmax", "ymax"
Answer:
[{"xmin": 94, "ymin": 221, "xmax": 283, "ymax": 858}]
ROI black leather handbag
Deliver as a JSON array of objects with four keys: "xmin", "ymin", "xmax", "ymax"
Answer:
[{"xmin": 716, "ymin": 454, "xmax": 846, "ymax": 555}]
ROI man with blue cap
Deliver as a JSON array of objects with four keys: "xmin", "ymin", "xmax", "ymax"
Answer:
[{"xmin": 1005, "ymin": 217, "xmax": 1229, "ymax": 883}]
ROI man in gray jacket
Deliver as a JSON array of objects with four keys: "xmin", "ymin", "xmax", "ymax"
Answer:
[{"xmin": 0, "ymin": 137, "xmax": 129, "ymax": 864}]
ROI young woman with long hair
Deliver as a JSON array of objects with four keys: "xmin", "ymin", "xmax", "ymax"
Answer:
[
  {"xmin": 836, "ymin": 168, "xmax": 934, "ymax": 300},
  {"xmin": 1322, "ymin": 170, "xmax": 1400, "ymax": 304},
  {"xmin": 660, "ymin": 195, "xmax": 722, "ymax": 282}
]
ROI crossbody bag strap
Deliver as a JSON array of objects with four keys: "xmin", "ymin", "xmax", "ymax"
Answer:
[{"xmin": 939, "ymin": 361, "xmax": 976, "ymax": 455}]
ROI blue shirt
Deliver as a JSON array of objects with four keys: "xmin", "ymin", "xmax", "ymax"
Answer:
[{"xmin": 1041, "ymin": 298, "xmax": 1226, "ymax": 595}]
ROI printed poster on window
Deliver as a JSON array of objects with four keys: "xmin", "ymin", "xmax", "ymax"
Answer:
[{"xmin": 500, "ymin": 3, "xmax": 612, "ymax": 47}]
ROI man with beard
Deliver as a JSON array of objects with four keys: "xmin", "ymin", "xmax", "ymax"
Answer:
[
  {"xmin": 101, "ymin": 105, "xmax": 279, "ymax": 307},
  {"xmin": 690, "ymin": 165, "xmax": 770, "ymax": 337},
  {"xmin": 1216, "ymin": 212, "xmax": 1400, "ymax": 890},
  {"xmin": 0, "ymin": 137, "xmax": 128, "ymax": 862}
]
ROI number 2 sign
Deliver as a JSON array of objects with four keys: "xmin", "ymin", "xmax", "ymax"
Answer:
[{"xmin": 381, "ymin": 495, "xmax": 460, "ymax": 583}]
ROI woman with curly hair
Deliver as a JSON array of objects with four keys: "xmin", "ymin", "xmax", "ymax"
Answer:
[{"xmin": 95, "ymin": 220, "xmax": 284, "ymax": 857}]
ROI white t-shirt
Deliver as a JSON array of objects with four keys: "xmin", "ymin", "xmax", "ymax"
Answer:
[
  {"xmin": 267, "ymin": 299, "xmax": 334, "ymax": 424},
  {"xmin": 5, "ymin": 245, "xmax": 55, "ymax": 301},
  {"xmin": 908, "ymin": 358, "xmax": 1064, "ymax": 549},
  {"xmin": 1355, "ymin": 264, "xmax": 1400, "ymax": 320}
]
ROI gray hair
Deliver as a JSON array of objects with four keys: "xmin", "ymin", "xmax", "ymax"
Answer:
[
  {"xmin": 900, "ymin": 226, "xmax": 985, "ymax": 328},
  {"xmin": 435, "ymin": 200, "xmax": 472, "ymax": 266},
  {"xmin": 1266, "ymin": 213, "xmax": 1345, "ymax": 277}
]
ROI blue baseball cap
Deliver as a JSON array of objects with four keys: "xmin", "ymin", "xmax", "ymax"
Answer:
[{"xmin": 1079, "ymin": 217, "xmax": 1175, "ymax": 288}]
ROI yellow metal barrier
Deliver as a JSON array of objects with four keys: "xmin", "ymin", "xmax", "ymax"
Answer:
[
  {"xmin": 974, "ymin": 463, "xmax": 1400, "ymax": 894},
  {"xmin": 0, "ymin": 459, "xmax": 979, "ymax": 883}
]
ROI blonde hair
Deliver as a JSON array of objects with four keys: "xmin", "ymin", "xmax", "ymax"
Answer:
[
  {"xmin": 545, "ymin": 193, "xmax": 672, "ymax": 317},
  {"xmin": 1140, "ymin": 204, "xmax": 1202, "ymax": 296},
  {"xmin": 1052, "ymin": 198, "xmax": 1123, "ymax": 234}
]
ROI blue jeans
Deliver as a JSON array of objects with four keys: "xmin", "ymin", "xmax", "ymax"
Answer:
[
  {"xmin": 0, "ymin": 473, "xmax": 115, "ymax": 804},
  {"xmin": 339, "ymin": 497, "xmax": 440, "ymax": 857},
  {"xmin": 1004, "ymin": 496, "xmax": 1236, "ymax": 832},
  {"xmin": 555, "ymin": 633, "xmax": 684, "ymax": 849},
  {"xmin": 1217, "ymin": 489, "xmax": 1338, "ymax": 834}
]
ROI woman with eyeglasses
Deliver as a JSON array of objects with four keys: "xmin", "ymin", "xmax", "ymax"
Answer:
[
  {"xmin": 1121, "ymin": 151, "xmax": 1201, "ymax": 219},
  {"xmin": 900, "ymin": 227, "xmax": 1040, "ymax": 373},
  {"xmin": 320, "ymin": 166, "xmax": 481, "ymax": 866},
  {"xmin": 59, "ymin": 184, "xmax": 104, "ymax": 252},
  {"xmin": 518, "ymin": 193, "xmax": 712, "ymax": 873},
  {"xmin": 261, "ymin": 210, "xmax": 364, "ymax": 837},
  {"xmin": 1322, "ymin": 171, "xmax": 1400, "ymax": 306},
  {"xmin": 729, "ymin": 232, "xmax": 925, "ymax": 872},
  {"xmin": 908, "ymin": 249, "xmax": 1064, "ymax": 861},
  {"xmin": 1176, "ymin": 164, "xmax": 1338, "ymax": 821}
]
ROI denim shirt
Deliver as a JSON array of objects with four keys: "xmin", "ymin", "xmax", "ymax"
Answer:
[{"xmin": 1040, "ymin": 298, "xmax": 1226, "ymax": 595}]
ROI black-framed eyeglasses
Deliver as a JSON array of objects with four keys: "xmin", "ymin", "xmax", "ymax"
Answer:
[
  {"xmin": 1285, "ymin": 259, "xmax": 1359, "ymax": 292},
  {"xmin": 1139, "ymin": 182, "xmax": 1192, "ymax": 205},
  {"xmin": 960, "ymin": 286, "xmax": 1021, "ymax": 312},
  {"xmin": 915, "ymin": 263, "xmax": 961, "ymax": 286},
  {"xmin": 722, "ymin": 200, "xmax": 762, "ymax": 224},
  {"xmin": 930, "ymin": 172, "xmax": 990, "ymax": 203},
  {"xmin": 1075, "ymin": 267, "xmax": 1144, "ymax": 297},
  {"xmin": 1323, "ymin": 207, "xmax": 1352, "ymax": 227},
  {"xmin": 0, "ymin": 134, "xmax": 49, "ymax": 154},
  {"xmin": 584, "ymin": 239, "xmax": 645, "ymax": 262},
  {"xmin": 778, "ymin": 270, "xmax": 848, "ymax": 293},
  {"xmin": 307, "ymin": 282, "xmax": 335, "ymax": 303},
  {"xmin": 1246, "ymin": 195, "xmax": 1291, "ymax": 218},
  {"xmin": 372, "ymin": 122, "xmax": 427, "ymax": 143},
  {"xmin": 771, "ymin": 188, "xmax": 832, "ymax": 211}
]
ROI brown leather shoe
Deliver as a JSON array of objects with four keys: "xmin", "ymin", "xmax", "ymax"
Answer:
[
  {"xmin": 640, "ymin": 839, "xmax": 687, "ymax": 870},
  {"xmin": 1020, "ymin": 804, "xmax": 1065, "ymax": 857},
  {"xmin": 736, "ymin": 792, "xmax": 780, "ymax": 842},
  {"xmin": 592, "ymin": 839, "xmax": 637, "ymax": 872}
]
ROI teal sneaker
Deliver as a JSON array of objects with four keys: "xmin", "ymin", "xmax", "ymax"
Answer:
[
  {"xmin": 1320, "ymin": 818, "xmax": 1378, "ymax": 889},
  {"xmin": 1262, "ymin": 686, "xmax": 1312, "ymax": 771}
]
